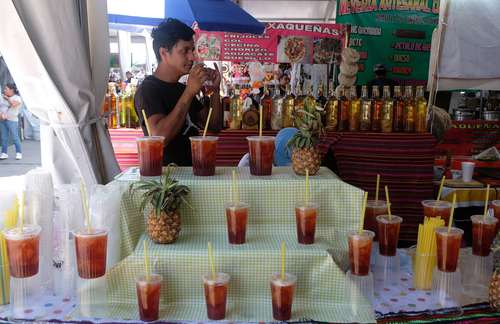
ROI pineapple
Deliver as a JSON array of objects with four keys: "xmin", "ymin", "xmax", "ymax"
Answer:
[
  {"xmin": 129, "ymin": 164, "xmax": 191, "ymax": 244},
  {"xmin": 489, "ymin": 231, "xmax": 500, "ymax": 310},
  {"xmin": 288, "ymin": 96, "xmax": 325, "ymax": 176}
]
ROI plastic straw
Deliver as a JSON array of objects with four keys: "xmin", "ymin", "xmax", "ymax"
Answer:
[
  {"xmin": 375, "ymin": 174, "xmax": 380, "ymax": 202},
  {"xmin": 483, "ymin": 184, "xmax": 490, "ymax": 220},
  {"xmin": 203, "ymin": 107, "xmax": 213, "ymax": 137},
  {"xmin": 232, "ymin": 169, "xmax": 239, "ymax": 204},
  {"xmin": 141, "ymin": 109, "xmax": 152, "ymax": 136},
  {"xmin": 305, "ymin": 169, "xmax": 310, "ymax": 205},
  {"xmin": 280, "ymin": 241, "xmax": 286, "ymax": 281},
  {"xmin": 19, "ymin": 192, "xmax": 25, "ymax": 231},
  {"xmin": 259, "ymin": 105, "xmax": 263, "ymax": 137},
  {"xmin": 436, "ymin": 176, "xmax": 446, "ymax": 201},
  {"xmin": 385, "ymin": 185, "xmax": 392, "ymax": 220},
  {"xmin": 448, "ymin": 193, "xmax": 456, "ymax": 233},
  {"xmin": 359, "ymin": 192, "xmax": 368, "ymax": 234},
  {"xmin": 143, "ymin": 240, "xmax": 150, "ymax": 282},
  {"xmin": 208, "ymin": 242, "xmax": 216, "ymax": 280},
  {"xmin": 80, "ymin": 179, "xmax": 91, "ymax": 232}
]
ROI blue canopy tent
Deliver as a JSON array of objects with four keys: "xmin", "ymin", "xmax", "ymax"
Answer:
[{"xmin": 108, "ymin": 0, "xmax": 265, "ymax": 34}]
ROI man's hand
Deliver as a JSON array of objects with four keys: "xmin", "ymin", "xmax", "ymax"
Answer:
[
  {"xmin": 211, "ymin": 63, "xmax": 222, "ymax": 91},
  {"xmin": 185, "ymin": 64, "xmax": 208, "ymax": 97}
]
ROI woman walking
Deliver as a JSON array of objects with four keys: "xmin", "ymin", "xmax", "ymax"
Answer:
[{"xmin": 0, "ymin": 83, "xmax": 23, "ymax": 160}]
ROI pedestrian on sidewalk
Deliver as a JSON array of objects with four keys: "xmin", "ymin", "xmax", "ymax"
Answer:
[{"xmin": 0, "ymin": 83, "xmax": 23, "ymax": 160}]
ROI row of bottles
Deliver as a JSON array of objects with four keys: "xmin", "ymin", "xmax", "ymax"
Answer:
[
  {"xmin": 101, "ymin": 83, "xmax": 140, "ymax": 129},
  {"xmin": 221, "ymin": 83, "xmax": 427, "ymax": 133},
  {"xmin": 325, "ymin": 85, "xmax": 428, "ymax": 133}
]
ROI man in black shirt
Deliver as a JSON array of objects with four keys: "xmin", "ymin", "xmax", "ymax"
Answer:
[{"xmin": 135, "ymin": 18, "xmax": 222, "ymax": 166}]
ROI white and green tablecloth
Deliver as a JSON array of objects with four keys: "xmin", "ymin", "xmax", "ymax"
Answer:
[{"xmin": 84, "ymin": 167, "xmax": 374, "ymax": 323}]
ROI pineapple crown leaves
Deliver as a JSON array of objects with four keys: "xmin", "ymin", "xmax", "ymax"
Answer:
[
  {"xmin": 288, "ymin": 97, "xmax": 325, "ymax": 150},
  {"xmin": 129, "ymin": 164, "xmax": 192, "ymax": 217}
]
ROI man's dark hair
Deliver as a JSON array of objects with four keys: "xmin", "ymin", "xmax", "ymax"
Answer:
[
  {"xmin": 151, "ymin": 18, "xmax": 194, "ymax": 63},
  {"xmin": 5, "ymin": 83, "xmax": 19, "ymax": 95}
]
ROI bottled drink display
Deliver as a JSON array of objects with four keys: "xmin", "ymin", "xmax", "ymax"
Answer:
[
  {"xmin": 360, "ymin": 85, "xmax": 372, "ymax": 131},
  {"xmin": 381, "ymin": 86, "xmax": 394, "ymax": 133},
  {"xmin": 371, "ymin": 86, "xmax": 383, "ymax": 132}
]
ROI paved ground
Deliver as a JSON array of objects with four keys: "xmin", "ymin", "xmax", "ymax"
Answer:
[{"xmin": 0, "ymin": 139, "xmax": 41, "ymax": 176}]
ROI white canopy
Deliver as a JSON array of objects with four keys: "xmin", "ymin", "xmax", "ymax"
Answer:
[
  {"xmin": 428, "ymin": 0, "xmax": 500, "ymax": 91},
  {"xmin": 0, "ymin": 0, "xmax": 120, "ymax": 186}
]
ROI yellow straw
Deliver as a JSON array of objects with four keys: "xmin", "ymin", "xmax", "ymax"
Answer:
[
  {"xmin": 141, "ymin": 109, "xmax": 152, "ymax": 136},
  {"xmin": 80, "ymin": 179, "xmax": 91, "ymax": 232},
  {"xmin": 203, "ymin": 107, "xmax": 213, "ymax": 137},
  {"xmin": 19, "ymin": 192, "xmax": 25, "ymax": 231},
  {"xmin": 259, "ymin": 105, "xmax": 263, "ymax": 137},
  {"xmin": 484, "ymin": 184, "xmax": 490, "ymax": 219},
  {"xmin": 280, "ymin": 241, "xmax": 286, "ymax": 281},
  {"xmin": 436, "ymin": 176, "xmax": 446, "ymax": 201},
  {"xmin": 385, "ymin": 185, "xmax": 392, "ymax": 221},
  {"xmin": 143, "ymin": 240, "xmax": 150, "ymax": 282},
  {"xmin": 375, "ymin": 174, "xmax": 380, "ymax": 202},
  {"xmin": 305, "ymin": 169, "xmax": 310, "ymax": 205},
  {"xmin": 448, "ymin": 193, "xmax": 456, "ymax": 233},
  {"xmin": 232, "ymin": 169, "xmax": 239, "ymax": 204},
  {"xmin": 359, "ymin": 192, "xmax": 368, "ymax": 234},
  {"xmin": 208, "ymin": 242, "xmax": 216, "ymax": 280}
]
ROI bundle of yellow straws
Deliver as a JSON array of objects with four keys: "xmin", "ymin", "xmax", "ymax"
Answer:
[{"xmin": 413, "ymin": 216, "xmax": 445, "ymax": 290}]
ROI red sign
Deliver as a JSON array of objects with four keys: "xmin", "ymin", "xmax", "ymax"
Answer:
[
  {"xmin": 194, "ymin": 22, "xmax": 344, "ymax": 63},
  {"xmin": 436, "ymin": 121, "xmax": 500, "ymax": 156}
]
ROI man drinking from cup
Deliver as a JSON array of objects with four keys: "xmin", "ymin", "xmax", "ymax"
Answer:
[{"xmin": 135, "ymin": 18, "xmax": 222, "ymax": 166}]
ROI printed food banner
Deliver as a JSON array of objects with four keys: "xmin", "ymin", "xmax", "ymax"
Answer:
[
  {"xmin": 194, "ymin": 22, "xmax": 344, "ymax": 64},
  {"xmin": 336, "ymin": 0, "xmax": 440, "ymax": 86}
]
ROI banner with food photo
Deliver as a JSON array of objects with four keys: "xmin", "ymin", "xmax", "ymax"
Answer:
[{"xmin": 194, "ymin": 22, "xmax": 344, "ymax": 64}]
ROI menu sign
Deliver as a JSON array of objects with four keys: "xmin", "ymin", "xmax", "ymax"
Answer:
[{"xmin": 194, "ymin": 22, "xmax": 344, "ymax": 63}]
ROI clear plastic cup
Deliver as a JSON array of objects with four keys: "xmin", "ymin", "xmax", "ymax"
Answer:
[
  {"xmin": 74, "ymin": 228, "xmax": 108, "ymax": 279},
  {"xmin": 136, "ymin": 136, "xmax": 165, "ymax": 177},
  {"xmin": 348, "ymin": 230, "xmax": 375, "ymax": 276},
  {"xmin": 270, "ymin": 272, "xmax": 297, "ymax": 321},
  {"xmin": 376, "ymin": 215, "xmax": 402, "ymax": 256},
  {"xmin": 190, "ymin": 136, "xmax": 218, "ymax": 176},
  {"xmin": 422, "ymin": 200, "xmax": 452, "ymax": 225},
  {"xmin": 225, "ymin": 202, "xmax": 249, "ymax": 244},
  {"xmin": 247, "ymin": 136, "xmax": 275, "ymax": 176},
  {"xmin": 3, "ymin": 225, "xmax": 41, "ymax": 278},
  {"xmin": 435, "ymin": 227, "xmax": 463, "ymax": 272},
  {"xmin": 295, "ymin": 202, "xmax": 319, "ymax": 244},
  {"xmin": 136, "ymin": 274, "xmax": 162, "ymax": 322},
  {"xmin": 471, "ymin": 215, "xmax": 498, "ymax": 256},
  {"xmin": 364, "ymin": 200, "xmax": 387, "ymax": 241},
  {"xmin": 203, "ymin": 272, "xmax": 230, "ymax": 320},
  {"xmin": 461, "ymin": 161, "xmax": 475, "ymax": 182}
]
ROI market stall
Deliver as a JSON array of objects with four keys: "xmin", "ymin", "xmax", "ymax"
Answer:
[{"xmin": 2, "ymin": 0, "xmax": 500, "ymax": 323}]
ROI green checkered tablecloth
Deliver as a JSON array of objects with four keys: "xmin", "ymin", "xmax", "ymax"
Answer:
[{"xmin": 86, "ymin": 167, "xmax": 374, "ymax": 323}]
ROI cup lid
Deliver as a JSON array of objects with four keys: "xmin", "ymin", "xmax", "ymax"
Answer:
[
  {"xmin": 348, "ymin": 229, "xmax": 375, "ymax": 239},
  {"xmin": 137, "ymin": 273, "xmax": 162, "ymax": 283},
  {"xmin": 136, "ymin": 136, "xmax": 165, "ymax": 141},
  {"xmin": 224, "ymin": 201, "xmax": 249, "ymax": 209},
  {"xmin": 3, "ymin": 224, "xmax": 41, "ymax": 238},
  {"xmin": 190, "ymin": 136, "xmax": 218, "ymax": 141},
  {"xmin": 203, "ymin": 272, "xmax": 230, "ymax": 285},
  {"xmin": 295, "ymin": 201, "xmax": 319, "ymax": 209},
  {"xmin": 246, "ymin": 136, "xmax": 275, "ymax": 141},
  {"xmin": 421, "ymin": 200, "xmax": 452, "ymax": 208},
  {"xmin": 376, "ymin": 214, "xmax": 403, "ymax": 224},
  {"xmin": 366, "ymin": 200, "xmax": 387, "ymax": 208},
  {"xmin": 271, "ymin": 272, "xmax": 297, "ymax": 285},
  {"xmin": 435, "ymin": 226, "xmax": 463, "ymax": 235},
  {"xmin": 471, "ymin": 214, "xmax": 498, "ymax": 225},
  {"xmin": 73, "ymin": 228, "xmax": 108, "ymax": 236}
]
